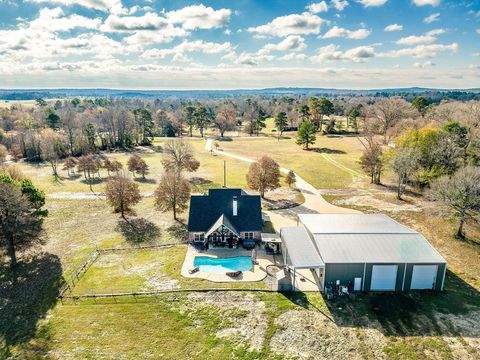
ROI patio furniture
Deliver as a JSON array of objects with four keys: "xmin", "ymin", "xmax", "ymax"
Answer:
[
  {"xmin": 226, "ymin": 270, "xmax": 242, "ymax": 278},
  {"xmin": 188, "ymin": 266, "xmax": 200, "ymax": 274}
]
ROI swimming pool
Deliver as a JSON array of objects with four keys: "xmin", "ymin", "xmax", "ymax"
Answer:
[{"xmin": 193, "ymin": 256, "xmax": 253, "ymax": 274}]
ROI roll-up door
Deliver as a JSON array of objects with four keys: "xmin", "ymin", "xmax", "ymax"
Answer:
[
  {"xmin": 411, "ymin": 265, "xmax": 437, "ymax": 290},
  {"xmin": 371, "ymin": 265, "xmax": 398, "ymax": 291}
]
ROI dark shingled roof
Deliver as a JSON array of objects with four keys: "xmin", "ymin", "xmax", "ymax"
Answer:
[{"xmin": 188, "ymin": 189, "xmax": 262, "ymax": 232}]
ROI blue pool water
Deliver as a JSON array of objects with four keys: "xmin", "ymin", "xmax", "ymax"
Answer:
[{"xmin": 193, "ymin": 256, "xmax": 253, "ymax": 274}]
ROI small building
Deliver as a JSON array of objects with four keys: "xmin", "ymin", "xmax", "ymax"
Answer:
[
  {"xmin": 188, "ymin": 188, "xmax": 262, "ymax": 249},
  {"xmin": 280, "ymin": 214, "xmax": 447, "ymax": 292}
]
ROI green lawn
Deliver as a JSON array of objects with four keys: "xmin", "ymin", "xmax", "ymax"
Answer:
[
  {"xmin": 70, "ymin": 246, "xmax": 266, "ymax": 295},
  {"xmin": 219, "ymin": 135, "xmax": 365, "ymax": 189}
]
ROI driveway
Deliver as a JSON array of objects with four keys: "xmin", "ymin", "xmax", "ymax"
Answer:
[{"xmin": 205, "ymin": 138, "xmax": 360, "ymax": 231}]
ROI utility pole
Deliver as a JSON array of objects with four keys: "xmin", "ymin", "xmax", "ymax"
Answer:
[{"xmin": 223, "ymin": 160, "xmax": 226, "ymax": 188}]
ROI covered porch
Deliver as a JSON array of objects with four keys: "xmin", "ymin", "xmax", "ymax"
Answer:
[{"xmin": 280, "ymin": 226, "xmax": 325, "ymax": 292}]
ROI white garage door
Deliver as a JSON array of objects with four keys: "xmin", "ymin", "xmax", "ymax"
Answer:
[
  {"xmin": 371, "ymin": 265, "xmax": 398, "ymax": 291},
  {"xmin": 411, "ymin": 265, "xmax": 437, "ymax": 290}
]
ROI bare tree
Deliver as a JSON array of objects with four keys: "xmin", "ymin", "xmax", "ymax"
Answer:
[
  {"xmin": 391, "ymin": 147, "xmax": 420, "ymax": 199},
  {"xmin": 77, "ymin": 155, "xmax": 98, "ymax": 191},
  {"xmin": 154, "ymin": 171, "xmax": 190, "ymax": 220},
  {"xmin": 104, "ymin": 158, "xmax": 123, "ymax": 176},
  {"xmin": 161, "ymin": 140, "xmax": 200, "ymax": 173},
  {"xmin": 246, "ymin": 156, "xmax": 281, "ymax": 198},
  {"xmin": 285, "ymin": 170, "xmax": 296, "ymax": 188},
  {"xmin": 429, "ymin": 166, "xmax": 480, "ymax": 239},
  {"xmin": 214, "ymin": 104, "xmax": 237, "ymax": 137},
  {"xmin": 105, "ymin": 175, "xmax": 141, "ymax": 220},
  {"xmin": 62, "ymin": 156, "xmax": 77, "ymax": 177},
  {"xmin": 358, "ymin": 121, "xmax": 383, "ymax": 184},
  {"xmin": 369, "ymin": 98, "xmax": 414, "ymax": 144},
  {"xmin": 39, "ymin": 129, "xmax": 67, "ymax": 181},
  {"xmin": 127, "ymin": 155, "xmax": 149, "ymax": 179}
]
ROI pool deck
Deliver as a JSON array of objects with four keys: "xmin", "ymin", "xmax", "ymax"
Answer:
[{"xmin": 181, "ymin": 245, "xmax": 277, "ymax": 283}]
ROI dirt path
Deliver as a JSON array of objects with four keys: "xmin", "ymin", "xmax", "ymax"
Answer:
[{"xmin": 205, "ymin": 139, "xmax": 360, "ymax": 230}]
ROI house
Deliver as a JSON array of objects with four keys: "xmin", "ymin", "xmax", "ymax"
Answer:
[
  {"xmin": 280, "ymin": 214, "xmax": 447, "ymax": 292},
  {"xmin": 188, "ymin": 188, "xmax": 262, "ymax": 249}
]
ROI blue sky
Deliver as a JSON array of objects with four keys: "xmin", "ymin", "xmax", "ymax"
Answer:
[{"xmin": 0, "ymin": 0, "xmax": 478, "ymax": 89}]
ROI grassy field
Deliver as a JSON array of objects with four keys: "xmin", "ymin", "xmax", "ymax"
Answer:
[
  {"xmin": 16, "ymin": 138, "xmax": 250, "ymax": 195},
  {"xmin": 70, "ymin": 246, "xmax": 267, "ymax": 295},
  {"xmin": 2, "ymin": 134, "xmax": 480, "ymax": 359},
  {"xmin": 219, "ymin": 135, "xmax": 365, "ymax": 189}
]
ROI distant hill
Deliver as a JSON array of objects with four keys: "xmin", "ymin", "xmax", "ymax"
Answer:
[{"xmin": 0, "ymin": 87, "xmax": 479, "ymax": 100}]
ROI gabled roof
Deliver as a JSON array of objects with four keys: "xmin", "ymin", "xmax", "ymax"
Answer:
[
  {"xmin": 188, "ymin": 188, "xmax": 262, "ymax": 232},
  {"xmin": 293, "ymin": 214, "xmax": 446, "ymax": 265},
  {"xmin": 205, "ymin": 214, "xmax": 240, "ymax": 237},
  {"xmin": 280, "ymin": 227, "xmax": 324, "ymax": 269},
  {"xmin": 299, "ymin": 214, "xmax": 418, "ymax": 234}
]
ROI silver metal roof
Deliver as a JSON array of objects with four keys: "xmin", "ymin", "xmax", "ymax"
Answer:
[
  {"xmin": 313, "ymin": 233, "xmax": 446, "ymax": 264},
  {"xmin": 299, "ymin": 214, "xmax": 418, "ymax": 235},
  {"xmin": 280, "ymin": 227, "xmax": 324, "ymax": 268}
]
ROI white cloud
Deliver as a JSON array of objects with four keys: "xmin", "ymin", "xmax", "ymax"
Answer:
[
  {"xmin": 332, "ymin": 0, "xmax": 349, "ymax": 11},
  {"xmin": 380, "ymin": 43, "xmax": 458, "ymax": 58},
  {"xmin": 30, "ymin": 7, "xmax": 101, "ymax": 32},
  {"xmin": 425, "ymin": 28, "xmax": 445, "ymax": 36},
  {"xmin": 356, "ymin": 0, "xmax": 387, "ymax": 7},
  {"xmin": 396, "ymin": 28, "xmax": 445, "ymax": 45},
  {"xmin": 311, "ymin": 44, "xmax": 375, "ymax": 63},
  {"xmin": 306, "ymin": 1, "xmax": 328, "ymax": 13},
  {"xmin": 263, "ymin": 35, "xmax": 307, "ymax": 51},
  {"xmin": 413, "ymin": 0, "xmax": 441, "ymax": 6},
  {"xmin": 102, "ymin": 13, "xmax": 168, "ymax": 32},
  {"xmin": 413, "ymin": 60, "xmax": 435, "ymax": 68},
  {"xmin": 424, "ymin": 13, "xmax": 440, "ymax": 24},
  {"xmin": 247, "ymin": 12, "xmax": 324, "ymax": 37},
  {"xmin": 142, "ymin": 40, "xmax": 233, "ymax": 59},
  {"xmin": 234, "ymin": 51, "xmax": 275, "ymax": 66},
  {"xmin": 477, "ymin": 29, "xmax": 480, "ymax": 35},
  {"xmin": 322, "ymin": 26, "xmax": 370, "ymax": 39},
  {"xmin": 396, "ymin": 35, "xmax": 436, "ymax": 45},
  {"xmin": 469, "ymin": 64, "xmax": 480, "ymax": 69},
  {"xmin": 279, "ymin": 53, "xmax": 307, "ymax": 60},
  {"xmin": 27, "ymin": 0, "xmax": 127, "ymax": 14},
  {"xmin": 166, "ymin": 4, "xmax": 231, "ymax": 30},
  {"xmin": 384, "ymin": 24, "xmax": 403, "ymax": 32},
  {"xmin": 123, "ymin": 27, "xmax": 188, "ymax": 46}
]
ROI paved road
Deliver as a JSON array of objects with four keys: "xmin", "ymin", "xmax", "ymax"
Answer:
[{"xmin": 205, "ymin": 138, "xmax": 360, "ymax": 231}]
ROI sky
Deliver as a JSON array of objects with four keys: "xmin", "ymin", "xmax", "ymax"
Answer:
[{"xmin": 0, "ymin": 0, "xmax": 479, "ymax": 89}]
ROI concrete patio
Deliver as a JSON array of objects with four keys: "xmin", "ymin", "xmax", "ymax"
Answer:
[{"xmin": 181, "ymin": 245, "xmax": 277, "ymax": 283}]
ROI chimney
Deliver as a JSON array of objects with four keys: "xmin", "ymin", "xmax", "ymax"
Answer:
[{"xmin": 233, "ymin": 196, "xmax": 238, "ymax": 216}]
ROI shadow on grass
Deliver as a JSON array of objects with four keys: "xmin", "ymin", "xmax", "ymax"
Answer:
[
  {"xmin": 134, "ymin": 177, "xmax": 157, "ymax": 184},
  {"xmin": 166, "ymin": 223, "xmax": 188, "ymax": 243},
  {"xmin": 321, "ymin": 270, "xmax": 480, "ymax": 337},
  {"xmin": 189, "ymin": 177, "xmax": 215, "ymax": 192},
  {"xmin": 311, "ymin": 147, "xmax": 346, "ymax": 154},
  {"xmin": 117, "ymin": 218, "xmax": 161, "ymax": 244},
  {"xmin": 0, "ymin": 252, "xmax": 63, "ymax": 357},
  {"xmin": 81, "ymin": 177, "xmax": 104, "ymax": 186}
]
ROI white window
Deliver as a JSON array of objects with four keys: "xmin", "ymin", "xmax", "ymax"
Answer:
[
  {"xmin": 194, "ymin": 233, "xmax": 205, "ymax": 242},
  {"xmin": 244, "ymin": 232, "xmax": 254, "ymax": 240}
]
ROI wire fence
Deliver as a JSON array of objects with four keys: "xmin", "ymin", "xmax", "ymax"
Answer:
[{"xmin": 59, "ymin": 243, "xmax": 185, "ymax": 298}]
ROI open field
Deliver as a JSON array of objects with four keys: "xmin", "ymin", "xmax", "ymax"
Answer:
[
  {"xmin": 218, "ymin": 135, "xmax": 365, "ymax": 189},
  {"xmin": 70, "ymin": 246, "xmax": 267, "ymax": 295},
  {"xmin": 15, "ymin": 138, "xmax": 250, "ymax": 195},
  {"xmin": 1, "ymin": 134, "xmax": 480, "ymax": 359}
]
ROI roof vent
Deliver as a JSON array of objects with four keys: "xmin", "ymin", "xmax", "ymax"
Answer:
[{"xmin": 233, "ymin": 196, "xmax": 238, "ymax": 216}]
